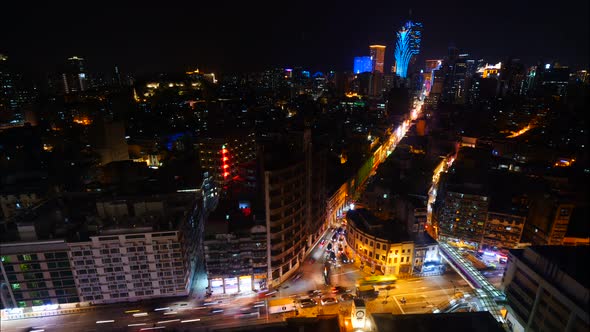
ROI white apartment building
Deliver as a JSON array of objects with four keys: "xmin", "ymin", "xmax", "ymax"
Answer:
[{"xmin": 69, "ymin": 231, "xmax": 188, "ymax": 304}]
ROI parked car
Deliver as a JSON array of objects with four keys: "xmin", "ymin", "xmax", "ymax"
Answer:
[
  {"xmin": 331, "ymin": 286, "xmax": 350, "ymax": 294},
  {"xmin": 340, "ymin": 293, "xmax": 355, "ymax": 302},
  {"xmin": 320, "ymin": 297, "xmax": 338, "ymax": 305},
  {"xmin": 299, "ymin": 298, "xmax": 317, "ymax": 308}
]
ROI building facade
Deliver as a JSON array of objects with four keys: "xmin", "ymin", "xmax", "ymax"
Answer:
[
  {"xmin": 502, "ymin": 246, "xmax": 589, "ymax": 332},
  {"xmin": 264, "ymin": 161, "xmax": 308, "ymax": 286},
  {"xmin": 354, "ymin": 56, "xmax": 373, "ymax": 75},
  {"xmin": 0, "ymin": 241, "xmax": 79, "ymax": 309},
  {"xmin": 394, "ymin": 20, "xmax": 423, "ymax": 78},
  {"xmin": 345, "ymin": 209, "xmax": 439, "ymax": 276},
  {"xmin": 68, "ymin": 231, "xmax": 188, "ymax": 304},
  {"xmin": 203, "ymin": 225, "xmax": 268, "ymax": 294},
  {"xmin": 369, "ymin": 45, "xmax": 386, "ymax": 74},
  {"xmin": 197, "ymin": 132, "xmax": 257, "ymax": 191},
  {"xmin": 437, "ymin": 191, "xmax": 489, "ymax": 249},
  {"xmin": 482, "ymin": 212, "xmax": 526, "ymax": 251}
]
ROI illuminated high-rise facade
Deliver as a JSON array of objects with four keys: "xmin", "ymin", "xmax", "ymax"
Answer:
[
  {"xmin": 369, "ymin": 45, "xmax": 386, "ymax": 73},
  {"xmin": 353, "ymin": 56, "xmax": 372, "ymax": 74},
  {"xmin": 62, "ymin": 56, "xmax": 87, "ymax": 94},
  {"xmin": 394, "ymin": 20, "xmax": 423, "ymax": 78}
]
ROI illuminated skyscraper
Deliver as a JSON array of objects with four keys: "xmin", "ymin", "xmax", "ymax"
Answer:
[
  {"xmin": 369, "ymin": 45, "xmax": 386, "ymax": 73},
  {"xmin": 62, "ymin": 56, "xmax": 87, "ymax": 94},
  {"xmin": 394, "ymin": 20, "xmax": 423, "ymax": 78},
  {"xmin": 353, "ymin": 56, "xmax": 372, "ymax": 74}
]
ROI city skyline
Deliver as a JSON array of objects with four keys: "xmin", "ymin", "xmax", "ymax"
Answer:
[
  {"xmin": 0, "ymin": 1, "xmax": 588, "ymax": 331},
  {"xmin": 2, "ymin": 0, "xmax": 589, "ymax": 76}
]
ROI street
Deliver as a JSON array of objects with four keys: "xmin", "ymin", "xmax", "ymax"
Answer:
[{"xmin": 2, "ymin": 224, "xmax": 491, "ymax": 332}]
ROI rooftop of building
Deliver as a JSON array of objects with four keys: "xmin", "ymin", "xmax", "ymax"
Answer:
[
  {"xmin": 1, "ymin": 189, "xmax": 196, "ymax": 243},
  {"xmin": 443, "ymin": 147, "xmax": 494, "ymax": 196},
  {"xmin": 487, "ymin": 171, "xmax": 549, "ymax": 216},
  {"xmin": 371, "ymin": 312, "xmax": 505, "ymax": 332},
  {"xmin": 346, "ymin": 208, "xmax": 413, "ymax": 243},
  {"xmin": 260, "ymin": 141, "xmax": 306, "ymax": 171},
  {"xmin": 510, "ymin": 245, "xmax": 590, "ymax": 290}
]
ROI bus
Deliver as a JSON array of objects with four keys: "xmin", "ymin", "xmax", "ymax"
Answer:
[{"xmin": 356, "ymin": 275, "xmax": 397, "ymax": 287}]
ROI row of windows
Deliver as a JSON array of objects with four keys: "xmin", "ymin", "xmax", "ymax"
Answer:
[{"xmin": 3, "ymin": 252, "xmax": 69, "ymax": 263}]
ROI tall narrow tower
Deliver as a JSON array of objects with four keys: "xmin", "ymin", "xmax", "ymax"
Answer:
[
  {"xmin": 369, "ymin": 45, "xmax": 386, "ymax": 73},
  {"xmin": 394, "ymin": 20, "xmax": 423, "ymax": 78}
]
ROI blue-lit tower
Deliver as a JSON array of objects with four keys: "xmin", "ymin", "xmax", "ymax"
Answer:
[
  {"xmin": 353, "ymin": 56, "xmax": 372, "ymax": 74},
  {"xmin": 394, "ymin": 20, "xmax": 423, "ymax": 78}
]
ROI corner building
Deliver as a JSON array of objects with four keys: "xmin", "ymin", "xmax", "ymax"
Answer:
[
  {"xmin": 345, "ymin": 208, "xmax": 440, "ymax": 276},
  {"xmin": 263, "ymin": 160, "xmax": 308, "ymax": 286}
]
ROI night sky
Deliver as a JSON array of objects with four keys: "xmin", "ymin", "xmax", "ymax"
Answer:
[{"xmin": 3, "ymin": 0, "xmax": 589, "ymax": 76}]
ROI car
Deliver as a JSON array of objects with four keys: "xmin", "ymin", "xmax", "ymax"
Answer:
[
  {"xmin": 336, "ymin": 227, "xmax": 343, "ymax": 234},
  {"xmin": 307, "ymin": 289, "xmax": 322, "ymax": 297},
  {"xmin": 321, "ymin": 297, "xmax": 338, "ymax": 305},
  {"xmin": 327, "ymin": 243, "xmax": 333, "ymax": 251},
  {"xmin": 340, "ymin": 253, "xmax": 352, "ymax": 264},
  {"xmin": 329, "ymin": 251, "xmax": 336, "ymax": 261},
  {"xmin": 319, "ymin": 239, "xmax": 326, "ymax": 247},
  {"xmin": 299, "ymin": 298, "xmax": 317, "ymax": 308},
  {"xmin": 331, "ymin": 286, "xmax": 349, "ymax": 294},
  {"xmin": 209, "ymin": 308, "xmax": 224, "ymax": 315},
  {"xmin": 340, "ymin": 293, "xmax": 355, "ymax": 302}
]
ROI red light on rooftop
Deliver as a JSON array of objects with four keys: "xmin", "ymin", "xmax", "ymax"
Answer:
[
  {"xmin": 223, "ymin": 157, "xmax": 228, "ymax": 161},
  {"xmin": 223, "ymin": 172, "xmax": 229, "ymax": 177},
  {"xmin": 222, "ymin": 149, "xmax": 228, "ymax": 154},
  {"xmin": 223, "ymin": 164, "xmax": 229, "ymax": 169}
]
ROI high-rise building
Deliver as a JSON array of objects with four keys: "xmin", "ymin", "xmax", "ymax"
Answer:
[
  {"xmin": 369, "ymin": 45, "xmax": 386, "ymax": 73},
  {"xmin": 258, "ymin": 127, "xmax": 327, "ymax": 287},
  {"xmin": 353, "ymin": 56, "xmax": 373, "ymax": 74},
  {"xmin": 501, "ymin": 246, "xmax": 589, "ymax": 332},
  {"xmin": 197, "ymin": 131, "xmax": 257, "ymax": 191},
  {"xmin": 88, "ymin": 118, "xmax": 129, "ymax": 165},
  {"xmin": 394, "ymin": 20, "xmax": 423, "ymax": 78},
  {"xmin": 62, "ymin": 56, "xmax": 87, "ymax": 94},
  {"xmin": 0, "ymin": 55, "xmax": 36, "ymax": 127}
]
